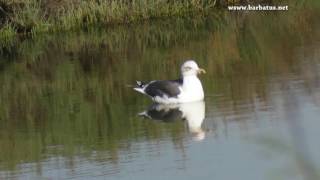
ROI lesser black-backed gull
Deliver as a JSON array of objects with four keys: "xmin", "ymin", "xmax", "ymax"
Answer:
[{"xmin": 134, "ymin": 60, "xmax": 205, "ymax": 104}]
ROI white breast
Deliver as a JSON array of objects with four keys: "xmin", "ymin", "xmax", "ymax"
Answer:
[{"xmin": 178, "ymin": 76, "xmax": 204, "ymax": 103}]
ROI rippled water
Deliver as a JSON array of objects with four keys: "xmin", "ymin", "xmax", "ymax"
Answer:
[{"xmin": 0, "ymin": 7, "xmax": 320, "ymax": 180}]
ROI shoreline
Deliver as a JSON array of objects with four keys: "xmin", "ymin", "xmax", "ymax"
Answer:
[
  {"xmin": 0, "ymin": 0, "xmax": 216, "ymax": 44},
  {"xmin": 0, "ymin": 0, "xmax": 318, "ymax": 47}
]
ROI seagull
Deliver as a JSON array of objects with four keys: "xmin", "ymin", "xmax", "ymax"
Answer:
[{"xmin": 134, "ymin": 60, "xmax": 206, "ymax": 104}]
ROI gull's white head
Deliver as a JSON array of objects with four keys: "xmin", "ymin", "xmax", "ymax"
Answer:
[{"xmin": 181, "ymin": 60, "xmax": 206, "ymax": 77}]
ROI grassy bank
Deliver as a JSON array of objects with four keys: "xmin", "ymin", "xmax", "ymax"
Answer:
[
  {"xmin": 0, "ymin": 0, "xmax": 318, "ymax": 45},
  {"xmin": 0, "ymin": 0, "xmax": 217, "ymax": 41}
]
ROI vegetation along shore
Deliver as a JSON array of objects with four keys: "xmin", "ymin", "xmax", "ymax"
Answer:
[
  {"xmin": 0, "ymin": 0, "xmax": 317, "ymax": 45},
  {"xmin": 0, "ymin": 0, "xmax": 219, "ymax": 41}
]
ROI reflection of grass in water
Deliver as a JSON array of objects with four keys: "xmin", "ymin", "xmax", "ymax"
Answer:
[
  {"xmin": 0, "ymin": 5, "xmax": 319, "ymax": 176},
  {"xmin": 0, "ymin": 59, "xmax": 187, "ymax": 170}
]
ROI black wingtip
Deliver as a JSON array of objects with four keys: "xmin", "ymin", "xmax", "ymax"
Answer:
[{"xmin": 136, "ymin": 81, "xmax": 145, "ymax": 88}]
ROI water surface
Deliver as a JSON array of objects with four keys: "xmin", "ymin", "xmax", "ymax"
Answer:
[{"xmin": 0, "ymin": 8, "xmax": 320, "ymax": 180}]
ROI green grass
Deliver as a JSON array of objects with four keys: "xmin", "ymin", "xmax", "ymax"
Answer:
[
  {"xmin": 1, "ymin": 0, "xmax": 318, "ymax": 44},
  {"xmin": 0, "ymin": 23, "xmax": 15, "ymax": 42},
  {"xmin": 0, "ymin": 0, "xmax": 216, "ymax": 40}
]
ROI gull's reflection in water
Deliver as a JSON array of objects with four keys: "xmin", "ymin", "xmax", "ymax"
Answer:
[{"xmin": 139, "ymin": 101, "xmax": 206, "ymax": 141}]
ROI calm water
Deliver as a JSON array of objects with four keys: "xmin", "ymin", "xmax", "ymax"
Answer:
[{"xmin": 0, "ymin": 8, "xmax": 320, "ymax": 180}]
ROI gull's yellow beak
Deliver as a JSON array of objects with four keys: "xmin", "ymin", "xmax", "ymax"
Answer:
[{"xmin": 197, "ymin": 68, "xmax": 206, "ymax": 74}]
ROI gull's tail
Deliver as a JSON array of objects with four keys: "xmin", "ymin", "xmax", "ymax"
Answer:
[{"xmin": 133, "ymin": 81, "xmax": 147, "ymax": 95}]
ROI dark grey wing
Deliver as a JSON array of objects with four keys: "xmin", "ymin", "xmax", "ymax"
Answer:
[{"xmin": 144, "ymin": 79, "xmax": 183, "ymax": 98}]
